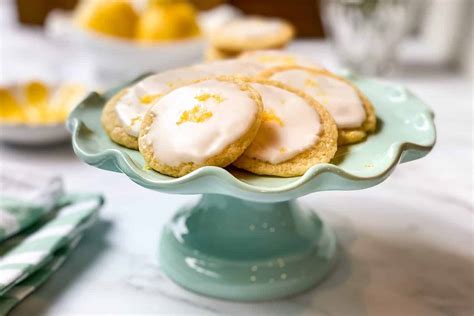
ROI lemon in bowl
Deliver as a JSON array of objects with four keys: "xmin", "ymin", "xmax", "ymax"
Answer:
[
  {"xmin": 74, "ymin": 0, "xmax": 139, "ymax": 39},
  {"xmin": 136, "ymin": 1, "xmax": 200, "ymax": 42},
  {"xmin": 61, "ymin": 0, "xmax": 204, "ymax": 81}
]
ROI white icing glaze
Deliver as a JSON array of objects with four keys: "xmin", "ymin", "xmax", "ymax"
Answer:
[
  {"xmin": 143, "ymin": 80, "xmax": 259, "ymax": 166},
  {"xmin": 115, "ymin": 67, "xmax": 209, "ymax": 137},
  {"xmin": 244, "ymin": 83, "xmax": 321, "ymax": 164},
  {"xmin": 193, "ymin": 60, "xmax": 265, "ymax": 77},
  {"xmin": 270, "ymin": 69, "xmax": 366, "ymax": 129},
  {"xmin": 115, "ymin": 62, "xmax": 266, "ymax": 137},
  {"xmin": 222, "ymin": 18, "xmax": 285, "ymax": 40},
  {"xmin": 240, "ymin": 50, "xmax": 323, "ymax": 69}
]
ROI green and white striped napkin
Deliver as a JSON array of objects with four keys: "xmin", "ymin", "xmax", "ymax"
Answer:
[
  {"xmin": 0, "ymin": 167, "xmax": 103, "ymax": 315},
  {"xmin": 0, "ymin": 171, "xmax": 63, "ymax": 241}
]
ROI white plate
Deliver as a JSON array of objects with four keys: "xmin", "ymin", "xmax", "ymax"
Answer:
[
  {"xmin": 0, "ymin": 81, "xmax": 88, "ymax": 146},
  {"xmin": 0, "ymin": 123, "xmax": 70, "ymax": 146}
]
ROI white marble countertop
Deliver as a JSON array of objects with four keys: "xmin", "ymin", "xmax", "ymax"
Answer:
[{"xmin": 1, "ymin": 4, "xmax": 473, "ymax": 315}]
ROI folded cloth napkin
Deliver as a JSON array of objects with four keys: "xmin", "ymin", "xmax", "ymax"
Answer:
[{"xmin": 0, "ymin": 166, "xmax": 104, "ymax": 315}]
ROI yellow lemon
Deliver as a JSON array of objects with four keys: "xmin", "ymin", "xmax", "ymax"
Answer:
[
  {"xmin": 171, "ymin": 2, "xmax": 200, "ymax": 36},
  {"xmin": 75, "ymin": 0, "xmax": 138, "ymax": 39},
  {"xmin": 136, "ymin": 2, "xmax": 200, "ymax": 42},
  {"xmin": 147, "ymin": 0, "xmax": 177, "ymax": 5}
]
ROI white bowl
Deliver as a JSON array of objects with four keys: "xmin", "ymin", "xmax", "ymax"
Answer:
[
  {"xmin": 77, "ymin": 31, "xmax": 205, "ymax": 79},
  {"xmin": 46, "ymin": 12, "xmax": 206, "ymax": 83}
]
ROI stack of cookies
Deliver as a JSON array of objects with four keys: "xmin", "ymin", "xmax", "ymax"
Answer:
[
  {"xmin": 205, "ymin": 16, "xmax": 295, "ymax": 61},
  {"xmin": 102, "ymin": 50, "xmax": 376, "ymax": 177}
]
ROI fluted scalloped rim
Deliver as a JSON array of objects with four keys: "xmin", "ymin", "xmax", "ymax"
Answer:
[{"xmin": 68, "ymin": 75, "xmax": 436, "ymax": 197}]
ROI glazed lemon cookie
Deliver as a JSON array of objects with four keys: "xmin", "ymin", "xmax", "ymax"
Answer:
[
  {"xmin": 101, "ymin": 66, "xmax": 210, "ymax": 149},
  {"xmin": 102, "ymin": 61, "xmax": 266, "ymax": 149},
  {"xmin": 261, "ymin": 66, "xmax": 376, "ymax": 145},
  {"xmin": 209, "ymin": 17, "xmax": 294, "ymax": 53},
  {"xmin": 138, "ymin": 78, "xmax": 263, "ymax": 177},
  {"xmin": 204, "ymin": 46, "xmax": 237, "ymax": 61},
  {"xmin": 233, "ymin": 79, "xmax": 338, "ymax": 177},
  {"xmin": 194, "ymin": 59, "xmax": 265, "ymax": 77},
  {"xmin": 239, "ymin": 50, "xmax": 323, "ymax": 70}
]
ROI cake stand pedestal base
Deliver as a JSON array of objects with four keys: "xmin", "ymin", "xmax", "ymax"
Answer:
[{"xmin": 159, "ymin": 194, "xmax": 337, "ymax": 301}]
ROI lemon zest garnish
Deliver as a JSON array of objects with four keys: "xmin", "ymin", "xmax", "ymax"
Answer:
[
  {"xmin": 319, "ymin": 96, "xmax": 329, "ymax": 104},
  {"xmin": 304, "ymin": 78, "xmax": 320, "ymax": 88},
  {"xmin": 130, "ymin": 116, "xmax": 142, "ymax": 126},
  {"xmin": 317, "ymin": 91, "xmax": 327, "ymax": 97},
  {"xmin": 279, "ymin": 147, "xmax": 287, "ymax": 153},
  {"xmin": 176, "ymin": 105, "xmax": 213, "ymax": 125},
  {"xmin": 261, "ymin": 109, "xmax": 284, "ymax": 126},
  {"xmin": 305, "ymin": 78, "xmax": 327, "ymax": 96},
  {"xmin": 140, "ymin": 94, "xmax": 161, "ymax": 104},
  {"xmin": 194, "ymin": 93, "xmax": 225, "ymax": 103}
]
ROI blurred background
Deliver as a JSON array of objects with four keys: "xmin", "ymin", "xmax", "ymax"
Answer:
[
  {"xmin": 2, "ymin": 0, "xmax": 473, "ymax": 82},
  {"xmin": 0, "ymin": 0, "xmax": 474, "ymax": 134},
  {"xmin": 1, "ymin": 0, "xmax": 472, "ymax": 144}
]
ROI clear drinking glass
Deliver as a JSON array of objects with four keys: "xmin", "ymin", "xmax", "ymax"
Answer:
[{"xmin": 320, "ymin": 0, "xmax": 415, "ymax": 75}]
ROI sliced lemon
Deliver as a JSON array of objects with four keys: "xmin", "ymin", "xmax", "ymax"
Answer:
[{"xmin": 0, "ymin": 88, "xmax": 26, "ymax": 123}]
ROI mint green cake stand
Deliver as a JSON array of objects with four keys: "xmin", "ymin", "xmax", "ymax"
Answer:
[{"xmin": 67, "ymin": 75, "xmax": 435, "ymax": 301}]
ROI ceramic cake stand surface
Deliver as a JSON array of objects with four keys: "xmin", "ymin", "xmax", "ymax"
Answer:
[{"xmin": 68, "ymin": 74, "xmax": 436, "ymax": 301}]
